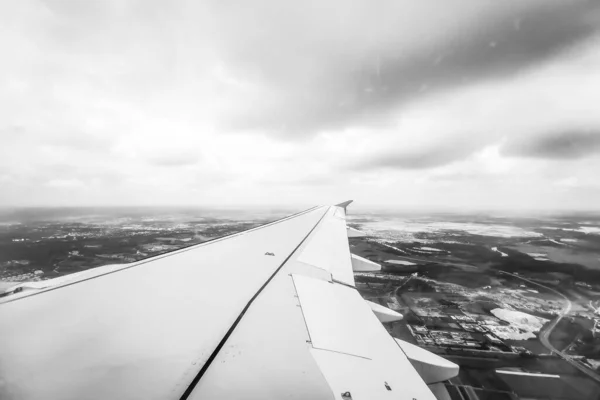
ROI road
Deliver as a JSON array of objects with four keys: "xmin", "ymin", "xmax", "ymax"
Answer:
[
  {"xmin": 394, "ymin": 273, "xmax": 415, "ymax": 292},
  {"xmin": 389, "ymin": 254, "xmax": 479, "ymax": 271},
  {"xmin": 499, "ymin": 271, "xmax": 600, "ymax": 383}
]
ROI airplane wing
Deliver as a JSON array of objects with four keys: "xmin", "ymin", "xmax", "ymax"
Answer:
[{"xmin": 0, "ymin": 202, "xmax": 457, "ymax": 400}]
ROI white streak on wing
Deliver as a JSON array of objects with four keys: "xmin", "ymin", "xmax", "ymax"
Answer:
[
  {"xmin": 365, "ymin": 300, "xmax": 403, "ymax": 322},
  {"xmin": 351, "ymin": 254, "xmax": 381, "ymax": 272},
  {"xmin": 394, "ymin": 339, "xmax": 459, "ymax": 384},
  {"xmin": 347, "ymin": 226, "xmax": 366, "ymax": 238}
]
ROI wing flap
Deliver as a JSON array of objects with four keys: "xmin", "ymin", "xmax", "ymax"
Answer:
[
  {"xmin": 293, "ymin": 275, "xmax": 436, "ymax": 400},
  {"xmin": 310, "ymin": 349, "xmax": 399, "ymax": 400},
  {"xmin": 292, "ymin": 273, "xmax": 377, "ymax": 358}
]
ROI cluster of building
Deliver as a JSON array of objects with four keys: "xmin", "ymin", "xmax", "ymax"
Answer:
[
  {"xmin": 96, "ymin": 254, "xmax": 138, "ymax": 263},
  {"xmin": 494, "ymin": 290, "xmax": 561, "ymax": 317},
  {"xmin": 447, "ymin": 315, "xmax": 491, "ymax": 333},
  {"xmin": 140, "ymin": 243, "xmax": 180, "ymax": 253},
  {"xmin": 486, "ymin": 324, "xmax": 536, "ymax": 340},
  {"xmin": 0, "ymin": 270, "xmax": 43, "ymax": 282},
  {"xmin": 575, "ymin": 281, "xmax": 593, "ymax": 290},
  {"xmin": 0, "ymin": 259, "xmax": 30, "ymax": 268},
  {"xmin": 12, "ymin": 222, "xmax": 189, "ymax": 243},
  {"xmin": 593, "ymin": 319, "xmax": 600, "ymax": 338},
  {"xmin": 385, "ymin": 296, "xmax": 403, "ymax": 311},
  {"xmin": 354, "ymin": 272, "xmax": 407, "ymax": 282},
  {"xmin": 407, "ymin": 323, "xmax": 527, "ymax": 354},
  {"xmin": 411, "ymin": 276, "xmax": 563, "ymax": 318},
  {"xmin": 409, "ymin": 325, "xmax": 481, "ymax": 347}
]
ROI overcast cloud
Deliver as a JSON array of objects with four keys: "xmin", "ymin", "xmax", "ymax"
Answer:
[{"xmin": 1, "ymin": 0, "xmax": 600, "ymax": 211}]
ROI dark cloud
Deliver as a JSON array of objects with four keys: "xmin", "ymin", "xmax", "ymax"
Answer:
[
  {"xmin": 503, "ymin": 129, "xmax": 600, "ymax": 159},
  {"xmin": 352, "ymin": 141, "xmax": 478, "ymax": 171},
  {"xmin": 343, "ymin": 1, "xmax": 600, "ymax": 122},
  {"xmin": 215, "ymin": 1, "xmax": 600, "ymax": 137},
  {"xmin": 13, "ymin": 1, "xmax": 600, "ymax": 141}
]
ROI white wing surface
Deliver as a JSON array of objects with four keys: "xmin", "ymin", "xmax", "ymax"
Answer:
[{"xmin": 0, "ymin": 203, "xmax": 449, "ymax": 400}]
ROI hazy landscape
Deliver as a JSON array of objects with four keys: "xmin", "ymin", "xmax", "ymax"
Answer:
[
  {"xmin": 0, "ymin": 207, "xmax": 287, "ymax": 284},
  {"xmin": 348, "ymin": 211, "xmax": 600, "ymax": 399}
]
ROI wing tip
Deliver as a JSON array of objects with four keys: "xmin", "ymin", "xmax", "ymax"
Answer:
[{"xmin": 335, "ymin": 200, "xmax": 353, "ymax": 210}]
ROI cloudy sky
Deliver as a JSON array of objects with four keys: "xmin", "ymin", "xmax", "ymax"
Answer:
[{"xmin": 2, "ymin": 0, "xmax": 600, "ymax": 211}]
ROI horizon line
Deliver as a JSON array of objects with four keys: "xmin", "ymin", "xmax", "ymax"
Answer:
[{"xmin": 1, "ymin": 204, "xmax": 599, "ymax": 216}]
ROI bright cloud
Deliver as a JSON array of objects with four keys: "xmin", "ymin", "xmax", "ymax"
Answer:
[{"xmin": 1, "ymin": 0, "xmax": 599, "ymax": 210}]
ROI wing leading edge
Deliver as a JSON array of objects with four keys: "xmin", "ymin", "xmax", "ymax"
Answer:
[{"xmin": 0, "ymin": 202, "xmax": 455, "ymax": 400}]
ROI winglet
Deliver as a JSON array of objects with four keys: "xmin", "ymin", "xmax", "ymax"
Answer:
[{"xmin": 335, "ymin": 200, "xmax": 353, "ymax": 210}]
